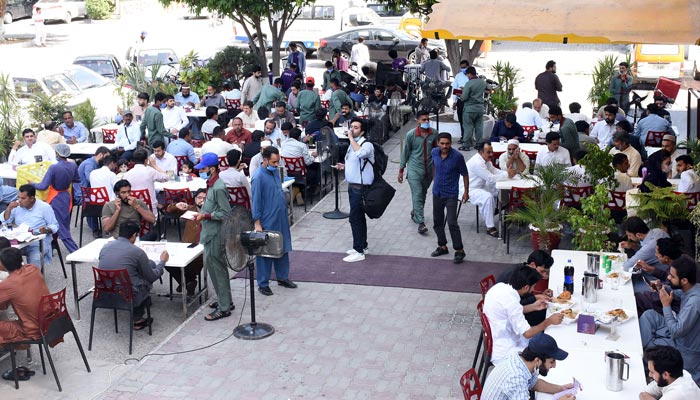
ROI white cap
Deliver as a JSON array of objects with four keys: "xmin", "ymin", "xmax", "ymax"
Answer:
[
  {"xmin": 260, "ymin": 140, "xmax": 273, "ymax": 148},
  {"xmin": 507, "ymin": 139, "xmax": 520, "ymax": 145}
]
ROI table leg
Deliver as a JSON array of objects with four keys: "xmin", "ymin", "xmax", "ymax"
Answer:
[
  {"xmin": 181, "ymin": 268, "xmax": 187, "ymax": 317},
  {"xmin": 203, "ymin": 262, "xmax": 209, "ymax": 302},
  {"xmin": 71, "ymin": 262, "xmax": 80, "ymax": 320},
  {"xmin": 39, "ymin": 240, "xmax": 44, "ymax": 274}
]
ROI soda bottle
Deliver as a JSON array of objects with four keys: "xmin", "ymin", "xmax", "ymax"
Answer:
[{"xmin": 563, "ymin": 259, "xmax": 574, "ymax": 294}]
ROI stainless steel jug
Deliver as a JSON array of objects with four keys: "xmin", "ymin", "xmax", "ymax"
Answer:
[
  {"xmin": 587, "ymin": 253, "xmax": 601, "ymax": 273},
  {"xmin": 582, "ymin": 272, "xmax": 599, "ymax": 303},
  {"xmin": 605, "ymin": 351, "xmax": 629, "ymax": 391}
]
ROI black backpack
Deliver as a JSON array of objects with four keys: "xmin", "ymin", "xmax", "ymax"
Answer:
[
  {"xmin": 360, "ymin": 141, "xmax": 395, "ymax": 219},
  {"xmin": 362, "ymin": 141, "xmax": 388, "ymax": 177}
]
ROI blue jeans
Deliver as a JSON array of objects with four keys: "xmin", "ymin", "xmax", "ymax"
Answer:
[
  {"xmin": 21, "ymin": 239, "xmax": 52, "ymax": 269},
  {"xmin": 256, "ymin": 253, "xmax": 290, "ymax": 288},
  {"xmin": 348, "ymin": 185, "xmax": 368, "ymax": 253}
]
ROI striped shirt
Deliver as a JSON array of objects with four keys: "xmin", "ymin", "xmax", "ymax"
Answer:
[{"xmin": 481, "ymin": 351, "xmax": 539, "ymax": 400}]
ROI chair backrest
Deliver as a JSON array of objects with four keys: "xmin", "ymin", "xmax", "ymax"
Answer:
[
  {"xmin": 459, "ymin": 368, "xmax": 483, "ymax": 400},
  {"xmin": 508, "ymin": 186, "xmax": 535, "ymax": 212},
  {"xmin": 164, "ymin": 188, "xmax": 193, "ymax": 206},
  {"xmin": 644, "ymin": 130, "xmax": 666, "ymax": 147},
  {"xmin": 522, "ymin": 150, "xmax": 538, "ymax": 163},
  {"xmin": 282, "ymin": 156, "xmax": 307, "ymax": 177},
  {"xmin": 92, "ymin": 267, "xmax": 134, "ymax": 311},
  {"xmin": 190, "ymin": 139, "xmax": 204, "ymax": 148},
  {"xmin": 37, "ymin": 288, "xmax": 72, "ymax": 343},
  {"xmin": 102, "ymin": 128, "xmax": 117, "ymax": 144},
  {"xmin": 203, "ymin": 131, "xmax": 214, "ymax": 142},
  {"xmin": 521, "ymin": 125, "xmax": 538, "ymax": 134},
  {"xmin": 476, "ymin": 300, "xmax": 493, "ymax": 357},
  {"xmin": 174, "ymin": 155, "xmax": 189, "ymax": 173},
  {"xmin": 218, "ymin": 155, "xmax": 229, "ymax": 169},
  {"xmin": 479, "ymin": 275, "xmax": 496, "ymax": 298},
  {"xmin": 225, "ymin": 98, "xmax": 241, "ymax": 110},
  {"xmin": 562, "ymin": 185, "xmax": 594, "ymax": 208},
  {"xmin": 491, "ymin": 151, "xmax": 505, "ymax": 169},
  {"xmin": 605, "ymin": 190, "xmax": 627, "ymax": 211},
  {"xmin": 321, "ymin": 100, "xmax": 330, "ymax": 110},
  {"xmin": 674, "ymin": 191, "xmax": 700, "ymax": 211},
  {"xmin": 130, "ymin": 189, "xmax": 153, "ymax": 212},
  {"xmin": 80, "ymin": 186, "xmax": 110, "ymax": 207},
  {"xmin": 227, "ymin": 186, "xmax": 251, "ymax": 210}
]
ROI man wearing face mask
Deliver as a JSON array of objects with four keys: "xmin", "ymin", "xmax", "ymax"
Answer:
[
  {"xmin": 481, "ymin": 333, "xmax": 575, "ymax": 400},
  {"xmin": 398, "ymin": 111, "xmax": 437, "ymax": 235},
  {"xmin": 322, "ymin": 61, "xmax": 342, "ymax": 92},
  {"xmin": 452, "ymin": 60, "xmax": 470, "ymax": 141},
  {"xmin": 590, "ymin": 105, "xmax": 619, "ymax": 149}
]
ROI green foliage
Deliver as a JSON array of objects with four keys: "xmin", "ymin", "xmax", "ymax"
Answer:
[
  {"xmin": 588, "ymin": 54, "xmax": 618, "ymax": 107},
  {"xmin": 369, "ymin": 0, "xmax": 438, "ymax": 15},
  {"xmin": 678, "ymin": 137, "xmax": 700, "ymax": 165},
  {"xmin": 489, "ymin": 91, "xmax": 518, "ymax": 119},
  {"xmin": 114, "ymin": 75, "xmax": 136, "ymax": 115},
  {"xmin": 73, "ymin": 100, "xmax": 98, "ymax": 142},
  {"xmin": 577, "ymin": 143, "xmax": 616, "ymax": 189},
  {"xmin": 85, "ymin": 0, "xmax": 114, "ymax": 20},
  {"xmin": 28, "ymin": 92, "xmax": 69, "ymax": 128},
  {"xmin": 490, "ymin": 61, "xmax": 520, "ymax": 118},
  {"xmin": 122, "ymin": 64, "xmax": 178, "ymax": 101},
  {"xmin": 632, "ymin": 183, "xmax": 690, "ymax": 228},
  {"xmin": 0, "ymin": 73, "xmax": 25, "ymax": 159},
  {"xmin": 178, "ymin": 51, "xmax": 216, "ymax": 95},
  {"xmin": 207, "ymin": 46, "xmax": 258, "ymax": 84},
  {"xmin": 567, "ymin": 184, "xmax": 617, "ymax": 251}
]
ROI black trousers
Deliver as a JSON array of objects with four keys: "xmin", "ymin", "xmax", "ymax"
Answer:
[
  {"xmin": 456, "ymin": 99, "xmax": 465, "ymax": 137},
  {"xmin": 432, "ymin": 195, "xmax": 463, "ymax": 250}
]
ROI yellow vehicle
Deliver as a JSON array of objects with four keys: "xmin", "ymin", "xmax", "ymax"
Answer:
[
  {"xmin": 632, "ymin": 44, "xmax": 684, "ymax": 83},
  {"xmin": 398, "ymin": 12, "xmax": 425, "ymax": 38}
]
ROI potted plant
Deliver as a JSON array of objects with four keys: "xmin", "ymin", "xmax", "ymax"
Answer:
[
  {"xmin": 587, "ymin": 55, "xmax": 619, "ymax": 111},
  {"xmin": 577, "ymin": 143, "xmax": 617, "ymax": 187},
  {"xmin": 567, "ymin": 184, "xmax": 617, "ymax": 251},
  {"xmin": 633, "ymin": 182, "xmax": 694, "ymax": 256},
  {"xmin": 0, "ymin": 73, "xmax": 25, "ymax": 161},
  {"xmin": 73, "ymin": 100, "xmax": 99, "ymax": 143},
  {"xmin": 490, "ymin": 61, "xmax": 520, "ymax": 119}
]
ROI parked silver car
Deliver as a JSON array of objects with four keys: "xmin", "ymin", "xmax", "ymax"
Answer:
[{"xmin": 33, "ymin": 0, "xmax": 86, "ymax": 24}]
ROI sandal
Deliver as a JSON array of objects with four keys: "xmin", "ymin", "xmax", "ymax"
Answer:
[
  {"xmin": 205, "ymin": 309, "xmax": 231, "ymax": 321},
  {"xmin": 486, "ymin": 227, "xmax": 499, "ymax": 238},
  {"xmin": 2, "ymin": 368, "xmax": 32, "ymax": 381},
  {"xmin": 133, "ymin": 317, "xmax": 153, "ymax": 331}
]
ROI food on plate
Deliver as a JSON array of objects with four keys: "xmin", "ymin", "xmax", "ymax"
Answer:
[
  {"xmin": 608, "ymin": 272, "xmax": 619, "ymax": 278},
  {"xmin": 555, "ymin": 291, "xmax": 572, "ymax": 303},
  {"xmin": 561, "ymin": 309, "xmax": 578, "ymax": 319},
  {"xmin": 606, "ymin": 308, "xmax": 628, "ymax": 320}
]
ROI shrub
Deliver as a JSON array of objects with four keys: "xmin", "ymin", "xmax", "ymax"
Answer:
[{"xmin": 86, "ymin": 0, "xmax": 114, "ymax": 20}]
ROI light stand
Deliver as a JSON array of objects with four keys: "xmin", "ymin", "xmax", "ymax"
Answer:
[
  {"xmin": 233, "ymin": 235, "xmax": 274, "ymax": 340},
  {"xmin": 323, "ymin": 143, "xmax": 349, "ymax": 219}
]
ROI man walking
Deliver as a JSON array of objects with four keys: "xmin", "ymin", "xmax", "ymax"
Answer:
[
  {"xmin": 286, "ymin": 43, "xmax": 306, "ymax": 76},
  {"xmin": 350, "ymin": 37, "xmax": 370, "ymax": 71},
  {"xmin": 192, "ymin": 153, "xmax": 233, "ymax": 321},
  {"xmin": 535, "ymin": 60, "xmax": 562, "ymax": 109},
  {"xmin": 431, "ymin": 133, "xmax": 469, "ymax": 263},
  {"xmin": 336, "ymin": 118, "xmax": 374, "ymax": 263},
  {"xmin": 459, "ymin": 67, "xmax": 485, "ymax": 151},
  {"xmin": 399, "ymin": 111, "xmax": 437, "ymax": 235},
  {"xmin": 140, "ymin": 92, "xmax": 172, "ymax": 147},
  {"xmin": 251, "ymin": 146, "xmax": 297, "ymax": 296}
]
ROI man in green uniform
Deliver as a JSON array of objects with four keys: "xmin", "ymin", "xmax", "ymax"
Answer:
[
  {"xmin": 459, "ymin": 67, "xmax": 485, "ymax": 151},
  {"xmin": 328, "ymin": 78, "xmax": 353, "ymax": 125},
  {"xmin": 297, "ymin": 77, "xmax": 321, "ymax": 125},
  {"xmin": 398, "ymin": 110, "xmax": 437, "ymax": 235},
  {"xmin": 139, "ymin": 92, "xmax": 172, "ymax": 147},
  {"xmin": 193, "ymin": 152, "xmax": 233, "ymax": 321},
  {"xmin": 322, "ymin": 61, "xmax": 342, "ymax": 91},
  {"xmin": 253, "ymin": 78, "xmax": 285, "ymax": 112}
]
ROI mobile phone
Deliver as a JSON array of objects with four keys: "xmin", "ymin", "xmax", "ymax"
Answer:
[
  {"xmin": 187, "ymin": 242, "xmax": 198, "ymax": 248},
  {"xmin": 642, "ymin": 275, "xmax": 657, "ymax": 291}
]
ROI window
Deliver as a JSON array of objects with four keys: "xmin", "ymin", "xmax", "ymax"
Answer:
[
  {"xmin": 64, "ymin": 67, "xmax": 109, "ymax": 90},
  {"xmin": 12, "ymin": 78, "xmax": 43, "ymax": 99},
  {"xmin": 374, "ymin": 30, "xmax": 396, "ymax": 42},
  {"xmin": 313, "ymin": 6, "xmax": 334, "ymax": 20}
]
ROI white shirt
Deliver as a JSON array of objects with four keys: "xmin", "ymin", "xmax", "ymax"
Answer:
[
  {"xmin": 483, "ymin": 283, "xmax": 531, "ymax": 364},
  {"xmin": 614, "ymin": 170, "xmax": 633, "ymax": 192},
  {"xmin": 567, "ymin": 112, "xmax": 590, "ymax": 124},
  {"xmin": 8, "ymin": 141, "xmax": 56, "ymax": 166},
  {"xmin": 281, "ymin": 139, "xmax": 314, "ymax": 165},
  {"xmin": 237, "ymin": 111, "xmax": 259, "ymax": 131},
  {"xmin": 498, "ymin": 151, "xmax": 530, "ymax": 174},
  {"xmin": 201, "ymin": 138, "xmax": 234, "ymax": 157},
  {"xmin": 89, "ymin": 165, "xmax": 117, "ymax": 201},
  {"xmin": 265, "ymin": 128, "xmax": 284, "ymax": 148},
  {"xmin": 515, "ymin": 107, "xmax": 543, "ymax": 128},
  {"xmin": 610, "ymin": 146, "xmax": 641, "ymax": 177},
  {"xmin": 115, "ymin": 122, "xmax": 141, "ymax": 151},
  {"xmin": 123, "ymin": 164, "xmax": 169, "ymax": 212},
  {"xmin": 161, "ymin": 106, "xmax": 189, "ymax": 133},
  {"xmin": 249, "ymin": 153, "xmax": 264, "ymax": 177},
  {"xmin": 350, "ymin": 43, "xmax": 370, "ymax": 68},
  {"xmin": 219, "ymin": 168, "xmax": 251, "ymax": 200},
  {"xmin": 222, "ymin": 89, "xmax": 242, "ymax": 100},
  {"xmin": 677, "ymin": 169, "xmax": 700, "ymax": 193},
  {"xmin": 590, "ymin": 120, "xmax": 617, "ymax": 149},
  {"xmin": 150, "ymin": 152, "xmax": 178, "ymax": 173},
  {"xmin": 643, "ymin": 370, "xmax": 700, "ymax": 399},
  {"xmin": 535, "ymin": 146, "xmax": 571, "ymax": 167},
  {"xmin": 466, "ymin": 153, "xmax": 508, "ymax": 194},
  {"xmin": 201, "ymin": 119, "xmax": 219, "ymax": 135},
  {"xmin": 565, "ymin": 164, "xmax": 590, "ymax": 187},
  {"xmin": 537, "ymin": 104, "xmax": 550, "ymax": 120}
]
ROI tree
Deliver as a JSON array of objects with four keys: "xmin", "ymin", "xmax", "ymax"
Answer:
[
  {"xmin": 159, "ymin": 0, "xmax": 312, "ymax": 77},
  {"xmin": 0, "ymin": 0, "xmax": 7, "ymax": 42}
]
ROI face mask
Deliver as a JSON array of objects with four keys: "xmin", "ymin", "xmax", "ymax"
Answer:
[
  {"xmin": 267, "ymin": 166, "xmax": 278, "ymax": 172},
  {"xmin": 420, "ymin": 122, "xmax": 431, "ymax": 129},
  {"xmin": 199, "ymin": 172, "xmax": 208, "ymax": 179},
  {"xmin": 460, "ymin": 68, "xmax": 467, "ymax": 74}
]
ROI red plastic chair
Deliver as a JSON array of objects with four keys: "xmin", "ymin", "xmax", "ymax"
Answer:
[
  {"xmin": 89, "ymin": 267, "xmax": 152, "ymax": 355},
  {"xmin": 130, "ymin": 188, "xmax": 154, "ymax": 236},
  {"xmin": 644, "ymin": 130, "xmax": 667, "ymax": 147},
  {"xmin": 161, "ymin": 188, "xmax": 194, "ymax": 240},
  {"xmin": 174, "ymin": 155, "xmax": 189, "ymax": 173},
  {"xmin": 479, "ymin": 275, "xmax": 496, "ymax": 298},
  {"xmin": 321, "ymin": 100, "xmax": 330, "ymax": 110},
  {"xmin": 521, "ymin": 125, "xmax": 538, "ymax": 134},
  {"xmin": 459, "ymin": 368, "xmax": 483, "ymax": 400},
  {"xmin": 101, "ymin": 128, "xmax": 117, "ymax": 144},
  {"xmin": 605, "ymin": 190, "xmax": 627, "ymax": 211},
  {"xmin": 190, "ymin": 139, "xmax": 204, "ymax": 148},
  {"xmin": 225, "ymin": 98, "xmax": 241, "ymax": 111},
  {"xmin": 203, "ymin": 131, "xmax": 214, "ymax": 142},
  {"xmin": 227, "ymin": 186, "xmax": 251, "ymax": 210},
  {"xmin": 492, "ymin": 151, "xmax": 504, "ymax": 169},
  {"xmin": 7, "ymin": 288, "xmax": 91, "ymax": 391},
  {"xmin": 79, "ymin": 186, "xmax": 110, "ymax": 246},
  {"xmin": 522, "ymin": 149, "xmax": 538, "ymax": 163},
  {"xmin": 674, "ymin": 191, "xmax": 700, "ymax": 211},
  {"xmin": 561, "ymin": 185, "xmax": 594, "ymax": 208},
  {"xmin": 476, "ymin": 300, "xmax": 493, "ymax": 385},
  {"xmin": 218, "ymin": 155, "xmax": 229, "ymax": 169},
  {"xmin": 505, "ymin": 186, "xmax": 536, "ymax": 253},
  {"xmin": 282, "ymin": 156, "xmax": 309, "ymax": 211}
]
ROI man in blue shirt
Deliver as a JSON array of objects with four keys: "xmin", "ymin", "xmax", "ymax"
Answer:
[
  {"xmin": 174, "ymin": 86, "xmax": 200, "ymax": 108},
  {"xmin": 76, "ymin": 146, "xmax": 111, "ymax": 237},
  {"xmin": 431, "ymin": 132, "xmax": 469, "ymax": 263},
  {"xmin": 1, "ymin": 185, "xmax": 59, "ymax": 268},
  {"xmin": 61, "ymin": 111, "xmax": 88, "ymax": 143},
  {"xmin": 286, "ymin": 43, "xmax": 306, "ymax": 76},
  {"xmin": 621, "ymin": 216, "xmax": 670, "ymax": 293},
  {"xmin": 635, "ymin": 104, "xmax": 671, "ymax": 145},
  {"xmin": 251, "ymin": 146, "xmax": 296, "ymax": 296},
  {"xmin": 452, "ymin": 60, "xmax": 470, "ymax": 141},
  {"xmin": 166, "ymin": 127, "xmax": 197, "ymax": 164}
]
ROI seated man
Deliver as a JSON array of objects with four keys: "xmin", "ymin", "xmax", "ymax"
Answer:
[
  {"xmin": 484, "ymin": 265, "xmax": 563, "ymax": 364},
  {"xmin": 101, "ymin": 179, "xmax": 157, "ymax": 240},
  {"xmin": 481, "ymin": 333, "xmax": 574, "ymax": 400},
  {"xmin": 161, "ymin": 94, "xmax": 189, "ymax": 136},
  {"xmin": 590, "ymin": 105, "xmax": 618, "ymax": 149},
  {"xmin": 497, "ymin": 250, "xmax": 554, "ymax": 326},
  {"xmin": 635, "ymin": 104, "xmax": 671, "ymax": 145},
  {"xmin": 610, "ymin": 131, "xmax": 642, "ymax": 177},
  {"xmin": 201, "ymin": 106, "xmax": 222, "ymax": 140},
  {"xmin": 166, "ymin": 127, "xmax": 197, "ymax": 164},
  {"xmin": 612, "ymin": 153, "xmax": 633, "ymax": 192},
  {"xmin": 466, "ymin": 141, "xmax": 514, "ymax": 238},
  {"xmin": 36, "ymin": 120, "xmax": 66, "ymax": 148},
  {"xmin": 270, "ymin": 101, "xmax": 296, "ymax": 128},
  {"xmin": 219, "ymin": 149, "xmax": 251, "ymax": 200},
  {"xmin": 281, "ymin": 128, "xmax": 318, "ymax": 205},
  {"xmin": 640, "ymin": 345, "xmax": 700, "ymax": 399},
  {"xmin": 90, "ymin": 155, "xmax": 117, "ymax": 201},
  {"xmin": 8, "ymin": 128, "xmax": 56, "ymax": 166},
  {"xmin": 622, "ymin": 217, "xmax": 670, "ymax": 294},
  {"xmin": 567, "ymin": 101, "xmax": 590, "ymax": 123},
  {"xmin": 0, "ymin": 178, "xmax": 19, "ymax": 213},
  {"xmin": 224, "ymin": 117, "xmax": 252, "ymax": 147},
  {"xmin": 675, "ymin": 155, "xmax": 700, "ymax": 193},
  {"xmin": 336, "ymin": 103, "xmax": 357, "ymax": 128},
  {"xmin": 498, "ymin": 139, "xmax": 530, "ymax": 175},
  {"xmin": 98, "ymin": 220, "xmax": 167, "ymax": 330},
  {"xmin": 201, "ymin": 126, "xmax": 235, "ymax": 157},
  {"xmin": 639, "ymin": 255, "xmax": 700, "ymax": 385},
  {"xmin": 534, "ymin": 132, "xmax": 571, "ymax": 167},
  {"xmin": 635, "ymin": 238, "xmax": 683, "ymax": 316},
  {"xmin": 489, "ymin": 113, "xmax": 525, "ymax": 142},
  {"xmin": 150, "ymin": 140, "xmax": 178, "ymax": 174},
  {"xmin": 115, "ymin": 110, "xmax": 141, "ymax": 162},
  {"xmin": 262, "ymin": 118, "xmax": 284, "ymax": 148},
  {"xmin": 237, "ymin": 101, "xmax": 259, "ymax": 131},
  {"xmin": 515, "ymin": 102, "xmax": 543, "ymax": 129},
  {"xmin": 575, "ymin": 120, "xmax": 599, "ymax": 145},
  {"xmin": 0, "ymin": 247, "xmax": 50, "ymax": 350},
  {"xmin": 1, "ymin": 185, "xmax": 58, "ymax": 267},
  {"xmin": 661, "ymin": 134, "xmax": 683, "ymax": 178},
  {"xmin": 249, "ymin": 140, "xmax": 273, "ymax": 177},
  {"xmin": 60, "ymin": 110, "xmax": 88, "ymax": 143},
  {"xmin": 303, "ymin": 109, "xmax": 333, "ymax": 144},
  {"xmin": 200, "ymin": 84, "xmax": 226, "ymax": 109},
  {"xmin": 123, "ymin": 149, "xmax": 169, "ymax": 213},
  {"xmin": 565, "ymin": 149, "xmax": 591, "ymax": 187}
]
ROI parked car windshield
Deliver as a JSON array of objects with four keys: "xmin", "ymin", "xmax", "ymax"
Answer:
[
  {"xmin": 138, "ymin": 49, "xmax": 179, "ymax": 66},
  {"xmin": 74, "ymin": 59, "xmax": 116, "ymax": 77},
  {"xmin": 43, "ymin": 73, "xmax": 80, "ymax": 95},
  {"xmin": 64, "ymin": 66, "xmax": 111, "ymax": 90}
]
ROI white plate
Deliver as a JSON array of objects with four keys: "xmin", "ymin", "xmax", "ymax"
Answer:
[
  {"xmin": 596, "ymin": 308, "xmax": 634, "ymax": 324},
  {"xmin": 559, "ymin": 309, "xmax": 579, "ymax": 324},
  {"xmin": 548, "ymin": 300, "xmax": 574, "ymax": 312},
  {"xmin": 606, "ymin": 271, "xmax": 632, "ymax": 285}
]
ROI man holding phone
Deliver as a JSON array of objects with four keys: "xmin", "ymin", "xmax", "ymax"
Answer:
[
  {"xmin": 101, "ymin": 179, "xmax": 157, "ymax": 240},
  {"xmin": 621, "ymin": 217, "xmax": 669, "ymax": 293},
  {"xmin": 635, "ymin": 238, "xmax": 683, "ymax": 316}
]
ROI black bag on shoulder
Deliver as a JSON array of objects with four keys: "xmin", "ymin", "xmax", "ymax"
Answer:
[{"xmin": 360, "ymin": 142, "xmax": 395, "ymax": 219}]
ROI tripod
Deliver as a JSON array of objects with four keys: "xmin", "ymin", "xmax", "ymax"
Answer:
[
  {"xmin": 323, "ymin": 142, "xmax": 349, "ymax": 219},
  {"xmin": 233, "ymin": 251, "xmax": 274, "ymax": 340}
]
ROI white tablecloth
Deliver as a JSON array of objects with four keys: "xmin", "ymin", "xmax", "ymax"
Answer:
[
  {"xmin": 68, "ymin": 142, "xmax": 118, "ymax": 156},
  {"xmin": 184, "ymin": 108, "xmax": 227, "ymax": 119},
  {"xmin": 155, "ymin": 176, "xmax": 295, "ymax": 192}
]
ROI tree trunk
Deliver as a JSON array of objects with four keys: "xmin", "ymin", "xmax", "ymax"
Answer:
[
  {"xmin": 445, "ymin": 39, "xmax": 484, "ymax": 72},
  {"xmin": 0, "ymin": 0, "xmax": 6, "ymax": 41}
]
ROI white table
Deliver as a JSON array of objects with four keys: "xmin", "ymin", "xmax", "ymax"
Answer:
[
  {"xmin": 491, "ymin": 142, "xmax": 545, "ymax": 154},
  {"xmin": 184, "ymin": 108, "xmax": 227, "ymax": 119},
  {"xmin": 537, "ymin": 250, "xmax": 648, "ymax": 399},
  {"xmin": 630, "ymin": 177, "xmax": 680, "ymax": 187},
  {"xmin": 68, "ymin": 142, "xmax": 118, "ymax": 157},
  {"xmin": 334, "ymin": 127, "xmax": 349, "ymax": 140},
  {"xmin": 0, "ymin": 163, "xmax": 17, "ymax": 182},
  {"xmin": 65, "ymin": 238, "xmax": 206, "ymax": 320},
  {"xmin": 155, "ymin": 177, "xmax": 295, "ymax": 193}
]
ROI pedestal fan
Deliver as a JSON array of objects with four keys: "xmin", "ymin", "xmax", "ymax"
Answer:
[{"xmin": 319, "ymin": 126, "xmax": 349, "ymax": 220}]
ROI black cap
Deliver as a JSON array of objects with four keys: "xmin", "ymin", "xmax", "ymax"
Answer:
[
  {"xmin": 527, "ymin": 333, "xmax": 568, "ymax": 361},
  {"xmin": 281, "ymin": 122, "xmax": 294, "ymax": 131}
]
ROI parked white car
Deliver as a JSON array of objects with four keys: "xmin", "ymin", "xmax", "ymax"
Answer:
[{"xmin": 33, "ymin": 0, "xmax": 86, "ymax": 24}]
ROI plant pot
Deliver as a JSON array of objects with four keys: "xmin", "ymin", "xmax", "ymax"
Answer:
[{"xmin": 529, "ymin": 224, "xmax": 562, "ymax": 252}]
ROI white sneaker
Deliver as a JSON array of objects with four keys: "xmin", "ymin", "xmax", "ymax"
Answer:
[
  {"xmin": 345, "ymin": 248, "xmax": 369, "ymax": 255},
  {"xmin": 342, "ymin": 252, "xmax": 365, "ymax": 262}
]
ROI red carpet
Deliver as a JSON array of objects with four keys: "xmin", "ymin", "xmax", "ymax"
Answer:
[{"xmin": 235, "ymin": 250, "xmax": 514, "ymax": 293}]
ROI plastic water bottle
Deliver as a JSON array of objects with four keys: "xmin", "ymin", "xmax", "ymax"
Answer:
[
  {"xmin": 563, "ymin": 259, "xmax": 574, "ymax": 294},
  {"xmin": 641, "ymin": 167, "xmax": 648, "ymax": 179}
]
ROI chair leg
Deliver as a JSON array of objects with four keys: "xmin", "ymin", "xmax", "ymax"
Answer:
[
  {"xmin": 114, "ymin": 309, "xmax": 119, "ymax": 333},
  {"xmin": 128, "ymin": 308, "xmax": 134, "ymax": 355},
  {"xmin": 471, "ymin": 329, "xmax": 484, "ymax": 369},
  {"xmin": 177, "ymin": 218, "xmax": 182, "ymax": 241},
  {"xmin": 38, "ymin": 343, "xmax": 46, "ymax": 375},
  {"xmin": 41, "ymin": 341, "xmax": 62, "ymax": 392},
  {"xmin": 9, "ymin": 346, "xmax": 19, "ymax": 389},
  {"xmin": 475, "ymin": 206, "xmax": 480, "ymax": 234},
  {"xmin": 88, "ymin": 306, "xmax": 96, "ymax": 351},
  {"xmin": 54, "ymin": 243, "xmax": 67, "ymax": 279},
  {"xmin": 480, "ymin": 357, "xmax": 492, "ymax": 387},
  {"xmin": 146, "ymin": 302, "xmax": 152, "ymax": 336},
  {"xmin": 79, "ymin": 216, "xmax": 84, "ymax": 247},
  {"xmin": 71, "ymin": 328, "xmax": 92, "ymax": 372}
]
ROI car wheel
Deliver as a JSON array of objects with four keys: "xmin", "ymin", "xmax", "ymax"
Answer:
[
  {"xmin": 407, "ymin": 51, "xmax": 416, "ymax": 64},
  {"xmin": 64, "ymin": 11, "xmax": 72, "ymax": 24},
  {"xmin": 3, "ymin": 12, "xmax": 12, "ymax": 25},
  {"xmin": 694, "ymin": 62, "xmax": 700, "ymax": 81}
]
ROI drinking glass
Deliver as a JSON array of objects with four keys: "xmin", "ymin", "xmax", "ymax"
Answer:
[{"xmin": 610, "ymin": 276, "xmax": 620, "ymax": 291}]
